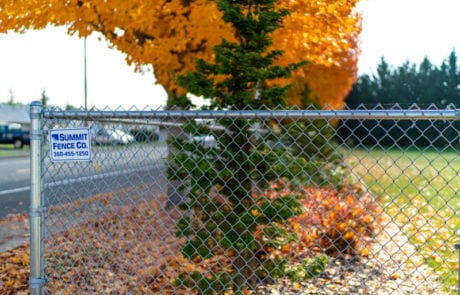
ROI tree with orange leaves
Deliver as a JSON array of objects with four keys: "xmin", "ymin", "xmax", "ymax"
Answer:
[{"xmin": 0, "ymin": 0, "xmax": 361, "ymax": 108}]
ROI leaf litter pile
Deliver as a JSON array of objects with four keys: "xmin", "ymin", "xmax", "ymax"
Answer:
[{"xmin": 0, "ymin": 183, "xmax": 448, "ymax": 294}]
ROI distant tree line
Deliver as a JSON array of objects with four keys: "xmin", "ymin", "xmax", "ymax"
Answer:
[
  {"xmin": 337, "ymin": 50, "xmax": 460, "ymax": 147},
  {"xmin": 2, "ymin": 88, "xmax": 80, "ymax": 110}
]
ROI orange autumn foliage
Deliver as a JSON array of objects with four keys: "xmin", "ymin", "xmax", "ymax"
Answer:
[
  {"xmin": 256, "ymin": 180, "xmax": 381, "ymax": 257},
  {"xmin": 0, "ymin": 0, "xmax": 361, "ymax": 108}
]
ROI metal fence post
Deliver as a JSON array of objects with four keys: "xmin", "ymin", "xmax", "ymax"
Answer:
[
  {"xmin": 29, "ymin": 101, "xmax": 44, "ymax": 295},
  {"xmin": 456, "ymin": 243, "xmax": 460, "ymax": 295}
]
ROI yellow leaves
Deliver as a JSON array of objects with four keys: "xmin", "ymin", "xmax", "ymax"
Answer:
[
  {"xmin": 274, "ymin": 0, "xmax": 362, "ymax": 108},
  {"xmin": 390, "ymin": 272, "xmax": 400, "ymax": 280},
  {"xmin": 93, "ymin": 162, "xmax": 102, "ymax": 171},
  {"xmin": 360, "ymin": 247, "xmax": 370, "ymax": 257},
  {"xmin": 9, "ymin": 256, "xmax": 22, "ymax": 264},
  {"xmin": 182, "ymin": 262, "xmax": 197, "ymax": 272},
  {"xmin": 0, "ymin": 244, "xmax": 30, "ymax": 293},
  {"xmin": 9, "ymin": 253, "xmax": 29, "ymax": 266},
  {"xmin": 281, "ymin": 244, "xmax": 291, "ymax": 252},
  {"xmin": 343, "ymin": 231, "xmax": 355, "ymax": 241},
  {"xmin": 336, "ymin": 221, "xmax": 347, "ymax": 232},
  {"xmin": 82, "ymin": 1, "xmax": 92, "ymax": 9}
]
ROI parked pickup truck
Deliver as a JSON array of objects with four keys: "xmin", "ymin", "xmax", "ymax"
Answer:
[{"xmin": 0, "ymin": 123, "xmax": 30, "ymax": 148}]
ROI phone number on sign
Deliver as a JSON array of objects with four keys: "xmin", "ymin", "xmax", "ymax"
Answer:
[{"xmin": 53, "ymin": 151, "xmax": 89, "ymax": 158}]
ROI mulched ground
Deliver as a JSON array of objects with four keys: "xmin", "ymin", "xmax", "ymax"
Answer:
[{"xmin": 0, "ymin": 191, "xmax": 449, "ymax": 294}]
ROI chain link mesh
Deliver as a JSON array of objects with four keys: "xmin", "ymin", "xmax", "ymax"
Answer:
[{"xmin": 40, "ymin": 105, "xmax": 459, "ymax": 294}]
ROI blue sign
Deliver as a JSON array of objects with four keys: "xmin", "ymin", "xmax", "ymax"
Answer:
[{"xmin": 49, "ymin": 128, "xmax": 91, "ymax": 162}]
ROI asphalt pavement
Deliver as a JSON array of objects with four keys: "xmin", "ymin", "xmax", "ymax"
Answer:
[
  {"xmin": 0, "ymin": 154, "xmax": 30, "ymax": 252},
  {"xmin": 0, "ymin": 156, "xmax": 30, "ymax": 218}
]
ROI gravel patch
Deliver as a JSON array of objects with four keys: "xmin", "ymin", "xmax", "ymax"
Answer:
[{"xmin": 255, "ymin": 213, "xmax": 446, "ymax": 295}]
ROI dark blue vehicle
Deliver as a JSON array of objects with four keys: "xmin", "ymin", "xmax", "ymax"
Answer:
[{"xmin": 0, "ymin": 123, "xmax": 30, "ymax": 148}]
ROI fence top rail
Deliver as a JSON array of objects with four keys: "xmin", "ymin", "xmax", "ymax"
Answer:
[{"xmin": 42, "ymin": 108, "xmax": 460, "ymax": 121}]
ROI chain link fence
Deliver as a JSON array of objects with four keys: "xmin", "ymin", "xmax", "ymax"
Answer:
[{"xmin": 30, "ymin": 103, "xmax": 459, "ymax": 294}]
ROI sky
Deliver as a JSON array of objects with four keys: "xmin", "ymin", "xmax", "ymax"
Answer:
[{"xmin": 0, "ymin": 0, "xmax": 459, "ymax": 109}]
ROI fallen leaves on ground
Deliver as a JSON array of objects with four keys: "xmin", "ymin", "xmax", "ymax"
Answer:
[
  {"xmin": 0, "ymin": 182, "xmax": 451, "ymax": 294},
  {"xmin": 0, "ymin": 243, "xmax": 29, "ymax": 294}
]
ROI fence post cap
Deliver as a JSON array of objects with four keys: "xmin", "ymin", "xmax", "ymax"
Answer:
[
  {"xmin": 30, "ymin": 101, "xmax": 42, "ymax": 111},
  {"xmin": 30, "ymin": 100, "xmax": 42, "ymax": 106}
]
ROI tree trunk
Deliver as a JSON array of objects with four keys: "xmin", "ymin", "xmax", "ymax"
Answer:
[
  {"xmin": 165, "ymin": 98, "xmax": 187, "ymax": 209},
  {"xmin": 232, "ymin": 248, "xmax": 257, "ymax": 294}
]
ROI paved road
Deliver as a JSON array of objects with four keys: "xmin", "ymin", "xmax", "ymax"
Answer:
[
  {"xmin": 0, "ymin": 157, "xmax": 30, "ymax": 218},
  {"xmin": 0, "ymin": 144, "xmax": 168, "ymax": 220}
]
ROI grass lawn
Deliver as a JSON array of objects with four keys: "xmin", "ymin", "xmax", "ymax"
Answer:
[
  {"xmin": 342, "ymin": 145, "xmax": 459, "ymax": 292},
  {"xmin": 0, "ymin": 144, "xmax": 29, "ymax": 157}
]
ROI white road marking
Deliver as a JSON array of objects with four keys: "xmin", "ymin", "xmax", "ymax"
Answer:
[
  {"xmin": 0, "ymin": 163, "xmax": 161, "ymax": 197},
  {"xmin": 0, "ymin": 186, "xmax": 30, "ymax": 196}
]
